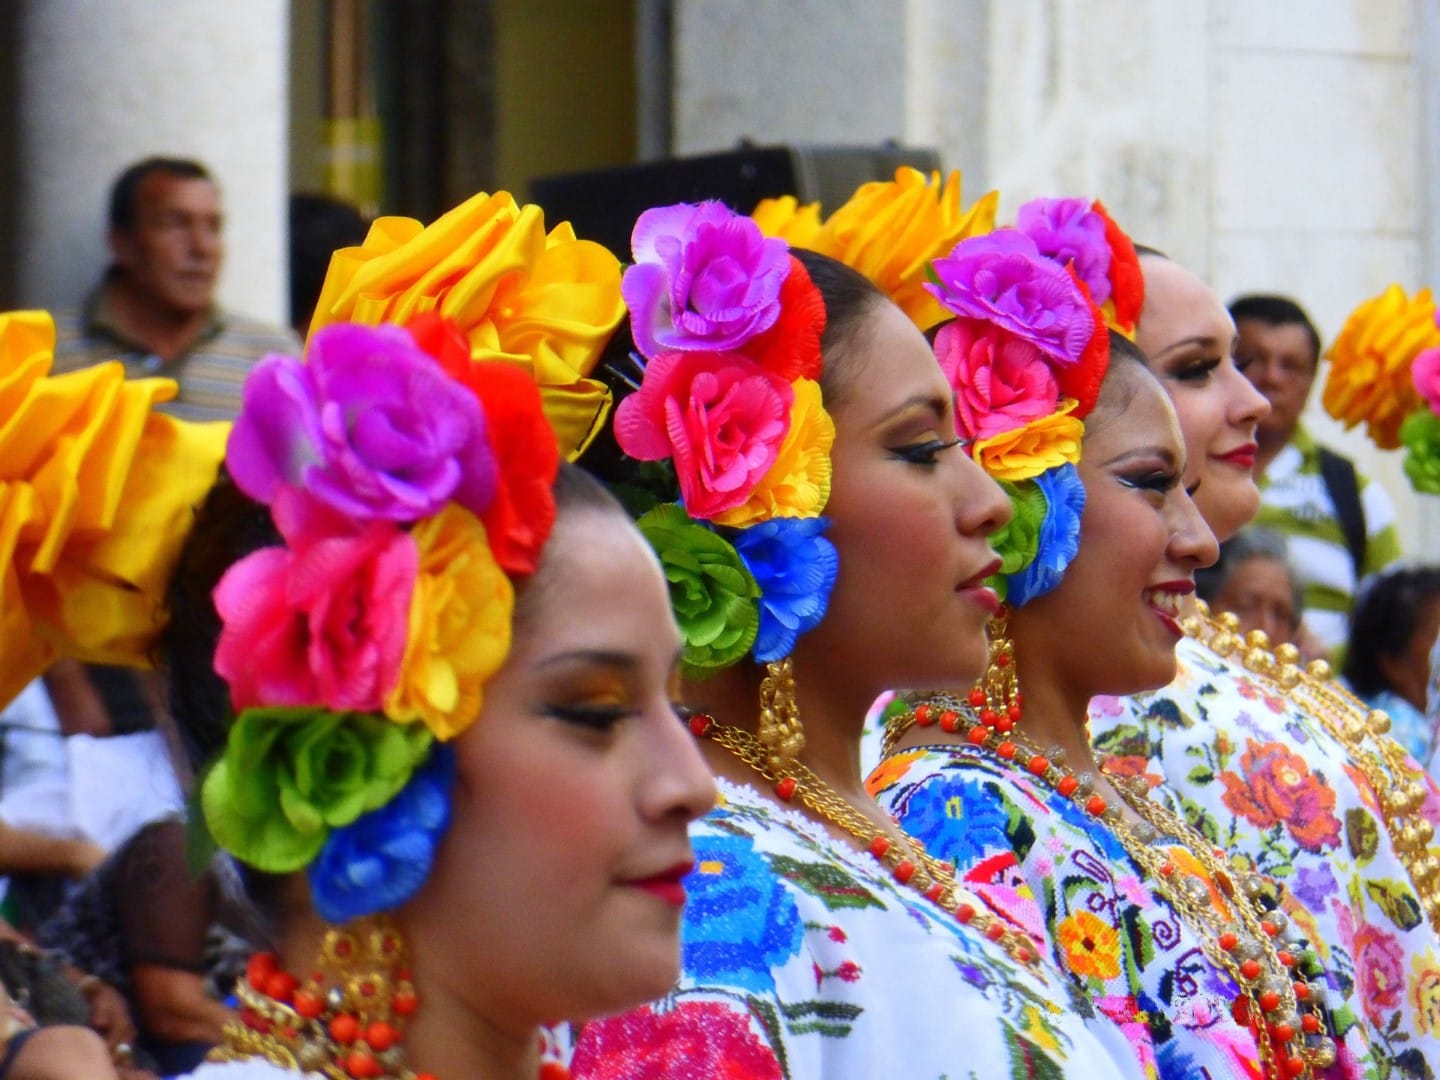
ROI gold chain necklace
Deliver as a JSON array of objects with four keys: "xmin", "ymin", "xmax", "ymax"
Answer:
[
  {"xmin": 884, "ymin": 693, "xmax": 1338, "ymax": 1078},
  {"xmin": 686, "ymin": 709, "xmax": 1041, "ymax": 970},
  {"xmin": 1184, "ymin": 602, "xmax": 1440, "ymax": 929}
]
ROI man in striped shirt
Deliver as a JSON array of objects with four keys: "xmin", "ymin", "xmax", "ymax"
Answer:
[
  {"xmin": 50, "ymin": 156, "xmax": 299, "ymax": 422},
  {"xmin": 1231, "ymin": 294, "xmax": 1402, "ymax": 656}
]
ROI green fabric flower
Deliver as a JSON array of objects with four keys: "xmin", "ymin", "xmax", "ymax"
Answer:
[
  {"xmin": 986, "ymin": 480, "xmax": 1047, "ymax": 600},
  {"xmin": 637, "ymin": 503, "xmax": 760, "ymax": 678},
  {"xmin": 1401, "ymin": 408, "xmax": 1440, "ymax": 494},
  {"xmin": 202, "ymin": 707, "xmax": 433, "ymax": 873}
]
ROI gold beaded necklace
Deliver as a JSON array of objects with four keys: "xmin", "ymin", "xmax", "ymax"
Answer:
[
  {"xmin": 686, "ymin": 663, "xmax": 1041, "ymax": 970},
  {"xmin": 884, "ymin": 693, "xmax": 1339, "ymax": 1079},
  {"xmin": 1185, "ymin": 602, "xmax": 1440, "ymax": 930}
]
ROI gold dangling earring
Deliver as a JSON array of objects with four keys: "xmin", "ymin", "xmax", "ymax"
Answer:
[
  {"xmin": 758, "ymin": 657, "xmax": 806, "ymax": 775},
  {"xmin": 966, "ymin": 605, "xmax": 1022, "ymax": 735}
]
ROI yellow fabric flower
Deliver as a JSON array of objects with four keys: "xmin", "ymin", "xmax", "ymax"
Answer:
[
  {"xmin": 0, "ymin": 311, "xmax": 228, "ymax": 709},
  {"xmin": 713, "ymin": 378, "xmax": 835, "ymax": 527},
  {"xmin": 751, "ymin": 195, "xmax": 824, "ymax": 248},
  {"xmin": 804, "ymin": 167, "xmax": 999, "ymax": 331},
  {"xmin": 385, "ymin": 504, "xmax": 514, "ymax": 741},
  {"xmin": 309, "ymin": 190, "xmax": 625, "ymax": 458},
  {"xmin": 1055, "ymin": 909, "xmax": 1121, "ymax": 981},
  {"xmin": 1323, "ymin": 284, "xmax": 1440, "ymax": 450},
  {"xmin": 972, "ymin": 399, "xmax": 1083, "ymax": 482}
]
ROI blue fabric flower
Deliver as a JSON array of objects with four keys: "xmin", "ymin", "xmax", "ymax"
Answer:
[
  {"xmin": 309, "ymin": 744, "xmax": 456, "ymax": 923},
  {"xmin": 732, "ymin": 516, "xmax": 838, "ymax": 661},
  {"xmin": 682, "ymin": 829, "xmax": 804, "ymax": 992},
  {"xmin": 1006, "ymin": 464, "xmax": 1084, "ymax": 606}
]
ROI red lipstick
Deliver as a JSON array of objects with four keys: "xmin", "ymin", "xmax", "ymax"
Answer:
[{"xmin": 626, "ymin": 861, "xmax": 694, "ymax": 907}]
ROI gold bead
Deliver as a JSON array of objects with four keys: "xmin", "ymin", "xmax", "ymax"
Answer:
[
  {"xmin": 1194, "ymin": 597, "xmax": 1211, "ymax": 617},
  {"xmin": 1211, "ymin": 632, "xmax": 1238, "ymax": 656},
  {"xmin": 1417, "ymin": 818, "xmax": 1435, "ymax": 845},
  {"xmin": 1244, "ymin": 628, "xmax": 1272, "ymax": 650},
  {"xmin": 1180, "ymin": 616, "xmax": 1203, "ymax": 636},
  {"xmin": 1275, "ymin": 663, "xmax": 1301, "ymax": 689},
  {"xmin": 1243, "ymin": 647, "xmax": 1272, "ymax": 673},
  {"xmin": 1217, "ymin": 610, "xmax": 1239, "ymax": 631},
  {"xmin": 1308, "ymin": 1038, "xmax": 1337, "ymax": 1069},
  {"xmin": 1368, "ymin": 709, "xmax": 1393, "ymax": 736},
  {"xmin": 1273, "ymin": 642, "xmax": 1300, "ymax": 665},
  {"xmin": 1341, "ymin": 717, "xmax": 1367, "ymax": 742},
  {"xmin": 1305, "ymin": 658, "xmax": 1332, "ymax": 681}
]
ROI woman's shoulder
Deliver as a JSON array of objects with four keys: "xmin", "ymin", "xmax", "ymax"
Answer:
[{"xmin": 177, "ymin": 1061, "xmax": 309, "ymax": 1079}]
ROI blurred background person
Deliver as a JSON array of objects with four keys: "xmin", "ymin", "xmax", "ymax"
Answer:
[
  {"xmin": 287, "ymin": 192, "xmax": 369, "ymax": 338},
  {"xmin": 1196, "ymin": 526, "xmax": 1315, "ymax": 658}
]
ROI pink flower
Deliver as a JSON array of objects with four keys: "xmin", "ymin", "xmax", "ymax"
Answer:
[
  {"xmin": 1015, "ymin": 197, "xmax": 1112, "ymax": 305},
  {"xmin": 623, "ymin": 201, "xmax": 791, "ymax": 359},
  {"xmin": 1354, "ymin": 924, "xmax": 1406, "ymax": 1024},
  {"xmin": 1413, "ymin": 346, "xmax": 1440, "ymax": 414},
  {"xmin": 613, "ymin": 351, "xmax": 794, "ymax": 520},
  {"xmin": 935, "ymin": 318, "xmax": 1060, "ymax": 440},
  {"xmin": 926, "ymin": 230, "xmax": 1097, "ymax": 368},
  {"xmin": 213, "ymin": 489, "xmax": 416, "ymax": 712},
  {"xmin": 573, "ymin": 1001, "xmax": 782, "ymax": 1079}
]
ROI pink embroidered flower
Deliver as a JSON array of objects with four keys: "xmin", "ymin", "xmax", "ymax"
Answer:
[
  {"xmin": 1015, "ymin": 197, "xmax": 1112, "ymax": 305},
  {"xmin": 213, "ymin": 489, "xmax": 417, "ymax": 713},
  {"xmin": 935, "ymin": 317, "xmax": 1060, "ymax": 441},
  {"xmin": 1413, "ymin": 346, "xmax": 1440, "ymax": 414},
  {"xmin": 1354, "ymin": 924, "xmax": 1406, "ymax": 1025},
  {"xmin": 623, "ymin": 201, "xmax": 791, "ymax": 359},
  {"xmin": 926, "ymin": 230, "xmax": 1098, "ymax": 368},
  {"xmin": 613, "ymin": 350, "xmax": 794, "ymax": 520},
  {"xmin": 572, "ymin": 1001, "xmax": 782, "ymax": 1079},
  {"xmin": 227, "ymin": 323, "xmax": 498, "ymax": 523}
]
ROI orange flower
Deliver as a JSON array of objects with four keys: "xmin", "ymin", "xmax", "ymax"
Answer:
[
  {"xmin": 972, "ymin": 399, "xmax": 1083, "ymax": 482},
  {"xmin": 309, "ymin": 190, "xmax": 624, "ymax": 458},
  {"xmin": 1323, "ymin": 284, "xmax": 1440, "ymax": 449},
  {"xmin": 864, "ymin": 749, "xmax": 928, "ymax": 797},
  {"xmin": 751, "ymin": 195, "xmax": 824, "ymax": 247},
  {"xmin": 1055, "ymin": 910, "xmax": 1121, "ymax": 981},
  {"xmin": 0, "ymin": 312, "xmax": 228, "ymax": 708},
  {"xmin": 804, "ymin": 168, "xmax": 999, "ymax": 331}
]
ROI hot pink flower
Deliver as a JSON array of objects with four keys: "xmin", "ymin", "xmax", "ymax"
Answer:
[
  {"xmin": 1354, "ymin": 924, "xmax": 1406, "ymax": 1024},
  {"xmin": 613, "ymin": 350, "xmax": 794, "ymax": 520},
  {"xmin": 213, "ymin": 489, "xmax": 417, "ymax": 712},
  {"xmin": 1413, "ymin": 346, "xmax": 1440, "ymax": 414},
  {"xmin": 573, "ymin": 1001, "xmax": 782, "ymax": 1079},
  {"xmin": 935, "ymin": 317, "xmax": 1060, "ymax": 441}
]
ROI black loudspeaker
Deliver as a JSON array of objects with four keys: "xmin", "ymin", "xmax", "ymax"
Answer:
[{"xmin": 529, "ymin": 142, "xmax": 943, "ymax": 256}]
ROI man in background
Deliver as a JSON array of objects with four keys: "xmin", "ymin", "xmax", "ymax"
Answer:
[{"xmin": 1230, "ymin": 293, "xmax": 1402, "ymax": 655}]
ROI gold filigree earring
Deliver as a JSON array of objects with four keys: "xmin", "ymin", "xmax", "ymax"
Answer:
[
  {"xmin": 757, "ymin": 657, "xmax": 806, "ymax": 775},
  {"xmin": 967, "ymin": 606, "xmax": 1022, "ymax": 735}
]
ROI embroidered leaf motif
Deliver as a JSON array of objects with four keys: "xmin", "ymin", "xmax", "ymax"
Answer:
[
  {"xmin": 779, "ymin": 999, "xmax": 863, "ymax": 1037},
  {"xmin": 1186, "ymin": 765, "xmax": 1214, "ymax": 785},
  {"xmin": 768, "ymin": 855, "xmax": 885, "ymax": 911},
  {"xmin": 1178, "ymin": 795, "xmax": 1220, "ymax": 846},
  {"xmin": 1145, "ymin": 697, "xmax": 1187, "ymax": 729},
  {"xmin": 1365, "ymin": 878, "xmax": 1423, "ymax": 932},
  {"xmin": 1345, "ymin": 807, "xmax": 1379, "ymax": 863},
  {"xmin": 1003, "ymin": 1024, "xmax": 1064, "ymax": 1079},
  {"xmin": 744, "ymin": 993, "xmax": 793, "ymax": 1078},
  {"xmin": 1091, "ymin": 723, "xmax": 1151, "ymax": 758}
]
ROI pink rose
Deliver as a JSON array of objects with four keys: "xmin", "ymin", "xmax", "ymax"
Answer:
[
  {"xmin": 936, "ymin": 318, "xmax": 1060, "ymax": 441},
  {"xmin": 1413, "ymin": 346, "xmax": 1440, "ymax": 414},
  {"xmin": 613, "ymin": 351, "xmax": 794, "ymax": 520},
  {"xmin": 213, "ymin": 489, "xmax": 417, "ymax": 712},
  {"xmin": 1354, "ymin": 924, "xmax": 1405, "ymax": 1024}
]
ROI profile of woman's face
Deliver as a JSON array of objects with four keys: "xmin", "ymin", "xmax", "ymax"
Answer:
[
  {"xmin": 1136, "ymin": 256, "xmax": 1269, "ymax": 543},
  {"xmin": 795, "ymin": 299, "xmax": 1012, "ymax": 699},
  {"xmin": 1013, "ymin": 365, "xmax": 1218, "ymax": 697},
  {"xmin": 401, "ymin": 505, "xmax": 716, "ymax": 1032}
]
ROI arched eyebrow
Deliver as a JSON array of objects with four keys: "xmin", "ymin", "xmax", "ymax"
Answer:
[{"xmin": 874, "ymin": 393, "xmax": 949, "ymax": 428}]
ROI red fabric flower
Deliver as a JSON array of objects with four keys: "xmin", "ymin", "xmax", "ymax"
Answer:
[
  {"xmin": 1095, "ymin": 201, "xmax": 1143, "ymax": 334},
  {"xmin": 1218, "ymin": 739, "xmax": 1342, "ymax": 852},
  {"xmin": 407, "ymin": 313, "xmax": 560, "ymax": 576},
  {"xmin": 1054, "ymin": 268, "xmax": 1109, "ymax": 419},
  {"xmin": 742, "ymin": 255, "xmax": 826, "ymax": 382},
  {"xmin": 572, "ymin": 1001, "xmax": 782, "ymax": 1079}
]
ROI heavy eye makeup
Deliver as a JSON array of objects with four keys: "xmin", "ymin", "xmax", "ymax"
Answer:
[
  {"xmin": 536, "ymin": 649, "xmax": 688, "ymax": 731},
  {"xmin": 889, "ymin": 437, "xmax": 964, "ymax": 466}
]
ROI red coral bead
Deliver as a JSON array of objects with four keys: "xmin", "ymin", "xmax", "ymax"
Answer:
[
  {"xmin": 924, "ymin": 883, "xmax": 945, "ymax": 903},
  {"xmin": 246, "ymin": 953, "xmax": 279, "ymax": 990},
  {"xmin": 1259, "ymin": 990, "xmax": 1280, "ymax": 1013},
  {"xmin": 995, "ymin": 652, "xmax": 1010, "ymax": 667},
  {"xmin": 688, "ymin": 714, "xmax": 712, "ymax": 737},
  {"xmin": 869, "ymin": 836, "xmax": 891, "ymax": 858},
  {"xmin": 1085, "ymin": 795, "xmax": 1107, "ymax": 816},
  {"xmin": 893, "ymin": 859, "xmax": 916, "ymax": 885},
  {"xmin": 393, "ymin": 991, "xmax": 418, "ymax": 1016},
  {"xmin": 1261, "ymin": 920, "xmax": 1278, "ymax": 938},
  {"xmin": 1240, "ymin": 960, "xmax": 1262, "ymax": 981},
  {"xmin": 330, "ymin": 1014, "xmax": 360, "ymax": 1045},
  {"xmin": 1007, "ymin": 703, "xmax": 1023, "ymax": 723},
  {"xmin": 968, "ymin": 689, "xmax": 987, "ymax": 708},
  {"xmin": 985, "ymin": 922, "xmax": 1006, "ymax": 942},
  {"xmin": 1276, "ymin": 950, "xmax": 1295, "ymax": 968},
  {"xmin": 1027, "ymin": 756, "xmax": 1050, "ymax": 776},
  {"xmin": 1218, "ymin": 932, "xmax": 1238, "ymax": 952},
  {"xmin": 263, "ymin": 971, "xmax": 298, "ymax": 1004},
  {"xmin": 1271, "ymin": 1022, "xmax": 1294, "ymax": 1043},
  {"xmin": 293, "ymin": 990, "xmax": 325, "ymax": 1019},
  {"xmin": 345, "ymin": 1049, "xmax": 382, "ymax": 1078},
  {"xmin": 978, "ymin": 708, "xmax": 997, "ymax": 727},
  {"xmin": 1057, "ymin": 776, "xmax": 1079, "ymax": 797},
  {"xmin": 364, "ymin": 1021, "xmax": 397, "ymax": 1052},
  {"xmin": 914, "ymin": 704, "xmax": 934, "ymax": 726},
  {"xmin": 993, "ymin": 714, "xmax": 1014, "ymax": 733},
  {"xmin": 955, "ymin": 903, "xmax": 976, "ymax": 923},
  {"xmin": 967, "ymin": 725, "xmax": 988, "ymax": 745},
  {"xmin": 939, "ymin": 710, "xmax": 960, "ymax": 733},
  {"xmin": 996, "ymin": 741, "xmax": 1017, "ymax": 760},
  {"xmin": 1293, "ymin": 981, "xmax": 1310, "ymax": 1001},
  {"xmin": 1285, "ymin": 1056, "xmax": 1306, "ymax": 1077},
  {"xmin": 775, "ymin": 777, "xmax": 797, "ymax": 801},
  {"xmin": 1301, "ymin": 1013, "xmax": 1320, "ymax": 1033}
]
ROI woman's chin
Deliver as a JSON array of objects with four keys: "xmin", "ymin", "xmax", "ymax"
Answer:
[{"xmin": 1197, "ymin": 480, "xmax": 1260, "ymax": 544}]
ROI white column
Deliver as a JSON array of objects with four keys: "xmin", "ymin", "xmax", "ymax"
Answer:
[{"xmin": 12, "ymin": 0, "xmax": 291, "ymax": 323}]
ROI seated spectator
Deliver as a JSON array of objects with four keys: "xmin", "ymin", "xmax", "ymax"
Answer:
[
  {"xmin": 1343, "ymin": 565, "xmax": 1440, "ymax": 762},
  {"xmin": 288, "ymin": 192, "xmax": 369, "ymax": 337},
  {"xmin": 1197, "ymin": 527, "xmax": 1313, "ymax": 655}
]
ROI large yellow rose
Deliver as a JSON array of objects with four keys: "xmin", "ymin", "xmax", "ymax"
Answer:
[
  {"xmin": 751, "ymin": 195, "xmax": 824, "ymax": 248},
  {"xmin": 713, "ymin": 378, "xmax": 835, "ymax": 527},
  {"xmin": 972, "ymin": 400, "xmax": 1083, "ymax": 482},
  {"xmin": 309, "ymin": 190, "xmax": 625, "ymax": 458},
  {"xmin": 804, "ymin": 167, "xmax": 998, "ymax": 331},
  {"xmin": 0, "ymin": 311, "xmax": 227, "ymax": 708},
  {"xmin": 1323, "ymin": 284, "xmax": 1440, "ymax": 450}
]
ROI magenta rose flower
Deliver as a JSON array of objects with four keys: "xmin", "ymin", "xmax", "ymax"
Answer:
[
  {"xmin": 1015, "ymin": 196, "xmax": 1112, "ymax": 305},
  {"xmin": 936, "ymin": 318, "xmax": 1060, "ymax": 441},
  {"xmin": 614, "ymin": 350, "xmax": 794, "ymax": 520},
  {"xmin": 623, "ymin": 201, "xmax": 792, "ymax": 359},
  {"xmin": 1413, "ymin": 346, "xmax": 1440, "ymax": 414},
  {"xmin": 227, "ymin": 323, "xmax": 498, "ymax": 523},
  {"xmin": 572, "ymin": 1001, "xmax": 782, "ymax": 1080},
  {"xmin": 213, "ymin": 489, "xmax": 417, "ymax": 713},
  {"xmin": 926, "ymin": 230, "xmax": 1097, "ymax": 368}
]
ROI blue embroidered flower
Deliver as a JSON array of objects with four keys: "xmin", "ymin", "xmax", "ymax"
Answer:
[
  {"xmin": 683, "ymin": 829, "xmax": 804, "ymax": 992},
  {"xmin": 732, "ymin": 516, "xmax": 838, "ymax": 661},
  {"xmin": 308, "ymin": 744, "xmax": 455, "ymax": 923},
  {"xmin": 892, "ymin": 766, "xmax": 1011, "ymax": 867},
  {"xmin": 1006, "ymin": 463, "xmax": 1084, "ymax": 606}
]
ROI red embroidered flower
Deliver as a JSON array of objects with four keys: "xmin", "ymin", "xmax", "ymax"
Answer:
[
  {"xmin": 1354, "ymin": 924, "xmax": 1405, "ymax": 1024},
  {"xmin": 1219, "ymin": 739, "xmax": 1342, "ymax": 852},
  {"xmin": 1103, "ymin": 755, "xmax": 1164, "ymax": 790},
  {"xmin": 572, "ymin": 1001, "xmax": 782, "ymax": 1079}
]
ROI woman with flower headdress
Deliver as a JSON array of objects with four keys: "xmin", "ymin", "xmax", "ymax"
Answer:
[
  {"xmin": 0, "ymin": 190, "xmax": 722, "ymax": 1080},
  {"xmin": 567, "ymin": 198, "xmax": 1149, "ymax": 1078},
  {"xmin": 869, "ymin": 205, "xmax": 1377, "ymax": 1077},
  {"xmin": 1082, "ymin": 255, "xmax": 1440, "ymax": 1072}
]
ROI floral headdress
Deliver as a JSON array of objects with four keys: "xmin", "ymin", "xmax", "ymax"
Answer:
[
  {"xmin": 1322, "ymin": 284, "xmax": 1440, "ymax": 492},
  {"xmin": 609, "ymin": 201, "xmax": 838, "ymax": 676},
  {"xmin": 923, "ymin": 195, "xmax": 1137, "ymax": 606},
  {"xmin": 196, "ymin": 192, "xmax": 623, "ymax": 923}
]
